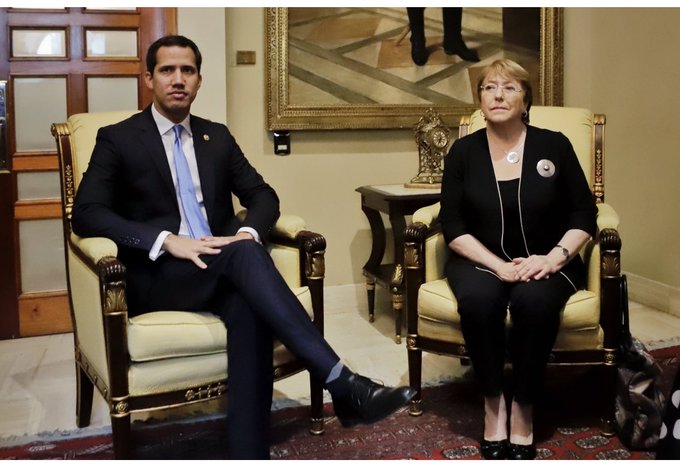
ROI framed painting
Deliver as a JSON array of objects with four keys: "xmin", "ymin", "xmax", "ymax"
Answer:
[{"xmin": 266, "ymin": 7, "xmax": 563, "ymax": 130}]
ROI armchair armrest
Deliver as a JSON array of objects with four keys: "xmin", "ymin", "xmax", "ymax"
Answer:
[
  {"xmin": 70, "ymin": 234, "xmax": 118, "ymax": 267},
  {"xmin": 236, "ymin": 209, "xmax": 326, "ymax": 332},
  {"xmin": 585, "ymin": 203, "xmax": 620, "ymax": 292},
  {"xmin": 67, "ymin": 233, "xmax": 129, "ymax": 399},
  {"xmin": 595, "ymin": 203, "xmax": 623, "ymax": 357},
  {"xmin": 596, "ymin": 203, "xmax": 620, "ymax": 231},
  {"xmin": 271, "ymin": 213, "xmax": 306, "ymax": 240},
  {"xmin": 412, "ymin": 202, "xmax": 441, "ymax": 227}
]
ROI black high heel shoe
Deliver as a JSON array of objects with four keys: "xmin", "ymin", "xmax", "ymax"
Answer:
[
  {"xmin": 508, "ymin": 442, "xmax": 536, "ymax": 460},
  {"xmin": 480, "ymin": 439, "xmax": 508, "ymax": 460}
]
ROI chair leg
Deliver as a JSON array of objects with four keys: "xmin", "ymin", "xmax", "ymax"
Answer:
[
  {"xmin": 408, "ymin": 348, "xmax": 423, "ymax": 416},
  {"xmin": 392, "ymin": 288, "xmax": 404, "ymax": 345},
  {"xmin": 75, "ymin": 363, "xmax": 94, "ymax": 428},
  {"xmin": 111, "ymin": 412, "xmax": 132, "ymax": 459},
  {"xmin": 308, "ymin": 376, "xmax": 325, "ymax": 435},
  {"xmin": 366, "ymin": 279, "xmax": 376, "ymax": 323},
  {"xmin": 600, "ymin": 365, "xmax": 617, "ymax": 436}
]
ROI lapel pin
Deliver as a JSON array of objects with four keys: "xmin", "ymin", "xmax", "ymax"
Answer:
[
  {"xmin": 537, "ymin": 159, "xmax": 556, "ymax": 178},
  {"xmin": 203, "ymin": 134, "xmax": 210, "ymax": 141}
]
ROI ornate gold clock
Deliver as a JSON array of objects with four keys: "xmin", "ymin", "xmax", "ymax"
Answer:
[{"xmin": 405, "ymin": 108, "xmax": 452, "ymax": 188}]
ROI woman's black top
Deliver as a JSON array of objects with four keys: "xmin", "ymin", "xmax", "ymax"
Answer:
[{"xmin": 440, "ymin": 125, "xmax": 597, "ymax": 288}]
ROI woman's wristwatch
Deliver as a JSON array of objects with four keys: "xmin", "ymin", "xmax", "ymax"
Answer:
[{"xmin": 555, "ymin": 244, "xmax": 570, "ymax": 261}]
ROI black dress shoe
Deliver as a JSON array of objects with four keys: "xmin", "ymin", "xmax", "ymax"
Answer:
[
  {"xmin": 444, "ymin": 38, "xmax": 480, "ymax": 63},
  {"xmin": 332, "ymin": 374, "xmax": 417, "ymax": 427},
  {"xmin": 480, "ymin": 439, "xmax": 508, "ymax": 460},
  {"xmin": 508, "ymin": 442, "xmax": 536, "ymax": 460}
]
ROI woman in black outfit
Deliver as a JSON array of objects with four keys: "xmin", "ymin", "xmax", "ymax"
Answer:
[{"xmin": 440, "ymin": 59, "xmax": 597, "ymax": 460}]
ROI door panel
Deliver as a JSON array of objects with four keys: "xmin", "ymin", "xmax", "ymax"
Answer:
[{"xmin": 0, "ymin": 7, "xmax": 176, "ymax": 339}]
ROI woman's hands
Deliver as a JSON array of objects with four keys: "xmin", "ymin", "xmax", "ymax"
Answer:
[
  {"xmin": 451, "ymin": 234, "xmax": 572, "ymax": 283},
  {"xmin": 495, "ymin": 253, "xmax": 563, "ymax": 282},
  {"xmin": 496, "ymin": 262, "xmax": 521, "ymax": 282},
  {"xmin": 510, "ymin": 254, "xmax": 561, "ymax": 282}
]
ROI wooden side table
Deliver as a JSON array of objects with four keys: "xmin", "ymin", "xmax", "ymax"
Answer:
[{"xmin": 356, "ymin": 184, "xmax": 441, "ymax": 343}]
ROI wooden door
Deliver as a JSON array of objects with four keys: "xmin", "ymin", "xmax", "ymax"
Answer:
[{"xmin": 0, "ymin": 7, "xmax": 176, "ymax": 339}]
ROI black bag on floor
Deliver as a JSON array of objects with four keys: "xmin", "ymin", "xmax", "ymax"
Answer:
[
  {"xmin": 614, "ymin": 275, "xmax": 666, "ymax": 450},
  {"xmin": 656, "ymin": 365, "xmax": 680, "ymax": 459}
]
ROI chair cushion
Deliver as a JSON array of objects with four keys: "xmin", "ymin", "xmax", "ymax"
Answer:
[
  {"xmin": 127, "ymin": 286, "xmax": 313, "ymax": 362},
  {"xmin": 416, "ymin": 279, "xmax": 603, "ymax": 350},
  {"xmin": 128, "ymin": 352, "xmax": 227, "ymax": 396}
]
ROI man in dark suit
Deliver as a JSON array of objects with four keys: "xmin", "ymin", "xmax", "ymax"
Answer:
[{"xmin": 72, "ymin": 35, "xmax": 415, "ymax": 459}]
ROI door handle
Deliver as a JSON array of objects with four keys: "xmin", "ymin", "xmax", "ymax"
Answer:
[{"xmin": 0, "ymin": 81, "xmax": 7, "ymax": 173}]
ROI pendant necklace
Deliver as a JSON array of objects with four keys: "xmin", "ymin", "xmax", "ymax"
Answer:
[
  {"xmin": 502, "ymin": 129, "xmax": 526, "ymax": 165},
  {"xmin": 505, "ymin": 150, "xmax": 520, "ymax": 164}
]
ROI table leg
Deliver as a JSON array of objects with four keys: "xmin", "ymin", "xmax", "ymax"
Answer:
[
  {"xmin": 388, "ymin": 212, "xmax": 408, "ymax": 266},
  {"xmin": 361, "ymin": 205, "xmax": 385, "ymax": 323}
]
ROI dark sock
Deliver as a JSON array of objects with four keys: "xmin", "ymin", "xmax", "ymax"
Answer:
[{"xmin": 325, "ymin": 365, "xmax": 354, "ymax": 397}]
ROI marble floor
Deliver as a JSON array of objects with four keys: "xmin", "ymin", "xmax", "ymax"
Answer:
[{"xmin": 1, "ymin": 284, "xmax": 679, "ymax": 446}]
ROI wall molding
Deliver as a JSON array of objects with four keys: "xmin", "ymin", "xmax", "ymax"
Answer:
[{"xmin": 625, "ymin": 272, "xmax": 680, "ymax": 319}]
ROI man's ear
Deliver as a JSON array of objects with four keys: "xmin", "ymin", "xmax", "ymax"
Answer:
[{"xmin": 144, "ymin": 70, "xmax": 153, "ymax": 89}]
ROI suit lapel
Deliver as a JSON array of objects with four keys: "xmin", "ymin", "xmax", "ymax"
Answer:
[
  {"xmin": 137, "ymin": 107, "xmax": 176, "ymax": 198},
  {"xmin": 190, "ymin": 115, "xmax": 216, "ymax": 224}
]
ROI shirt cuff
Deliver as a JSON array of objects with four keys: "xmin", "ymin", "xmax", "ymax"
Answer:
[
  {"xmin": 237, "ymin": 226, "xmax": 261, "ymax": 244},
  {"xmin": 149, "ymin": 230, "xmax": 171, "ymax": 261}
]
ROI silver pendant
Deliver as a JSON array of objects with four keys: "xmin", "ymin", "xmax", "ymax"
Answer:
[
  {"xmin": 506, "ymin": 151, "xmax": 520, "ymax": 164},
  {"xmin": 537, "ymin": 159, "xmax": 556, "ymax": 177}
]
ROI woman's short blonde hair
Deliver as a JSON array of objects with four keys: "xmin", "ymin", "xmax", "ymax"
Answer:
[{"xmin": 476, "ymin": 59, "xmax": 533, "ymax": 124}]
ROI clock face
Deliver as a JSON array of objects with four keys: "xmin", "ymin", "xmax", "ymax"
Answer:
[{"xmin": 430, "ymin": 128, "xmax": 448, "ymax": 149}]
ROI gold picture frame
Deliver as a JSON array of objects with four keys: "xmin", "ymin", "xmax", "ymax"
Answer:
[{"xmin": 266, "ymin": 7, "xmax": 563, "ymax": 131}]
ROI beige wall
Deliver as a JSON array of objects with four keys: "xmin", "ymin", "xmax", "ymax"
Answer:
[
  {"xmin": 565, "ymin": 8, "xmax": 680, "ymax": 289},
  {"xmin": 181, "ymin": 8, "xmax": 680, "ymax": 292}
]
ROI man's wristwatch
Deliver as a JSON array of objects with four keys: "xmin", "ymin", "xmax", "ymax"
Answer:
[{"xmin": 555, "ymin": 244, "xmax": 570, "ymax": 261}]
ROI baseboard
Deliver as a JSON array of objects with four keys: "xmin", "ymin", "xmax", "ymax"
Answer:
[{"xmin": 625, "ymin": 272, "xmax": 680, "ymax": 318}]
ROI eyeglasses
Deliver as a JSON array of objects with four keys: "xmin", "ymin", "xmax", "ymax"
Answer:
[{"xmin": 480, "ymin": 83, "xmax": 523, "ymax": 95}]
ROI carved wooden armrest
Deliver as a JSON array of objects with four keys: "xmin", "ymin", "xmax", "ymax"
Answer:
[
  {"xmin": 96, "ymin": 256, "xmax": 131, "ymax": 400},
  {"xmin": 296, "ymin": 230, "xmax": 326, "ymax": 282},
  {"xmin": 598, "ymin": 226, "xmax": 622, "ymax": 354},
  {"xmin": 599, "ymin": 227, "xmax": 622, "ymax": 278},
  {"xmin": 404, "ymin": 222, "xmax": 430, "ymax": 334},
  {"xmin": 404, "ymin": 222, "xmax": 429, "ymax": 272}
]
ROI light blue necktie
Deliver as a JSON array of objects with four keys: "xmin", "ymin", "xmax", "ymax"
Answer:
[{"xmin": 172, "ymin": 124, "xmax": 212, "ymax": 239}]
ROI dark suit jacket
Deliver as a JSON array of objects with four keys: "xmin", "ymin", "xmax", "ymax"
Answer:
[
  {"xmin": 440, "ymin": 125, "xmax": 597, "ymax": 286},
  {"xmin": 72, "ymin": 106, "xmax": 280, "ymax": 306}
]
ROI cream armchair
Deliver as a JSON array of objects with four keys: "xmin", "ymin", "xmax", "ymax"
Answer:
[
  {"xmin": 52, "ymin": 111, "xmax": 327, "ymax": 459},
  {"xmin": 404, "ymin": 107, "xmax": 623, "ymax": 434}
]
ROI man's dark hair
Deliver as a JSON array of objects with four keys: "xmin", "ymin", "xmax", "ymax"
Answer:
[{"xmin": 146, "ymin": 35, "xmax": 202, "ymax": 74}]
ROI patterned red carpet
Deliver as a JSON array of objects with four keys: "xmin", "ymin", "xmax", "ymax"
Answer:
[{"xmin": 2, "ymin": 346, "xmax": 678, "ymax": 460}]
